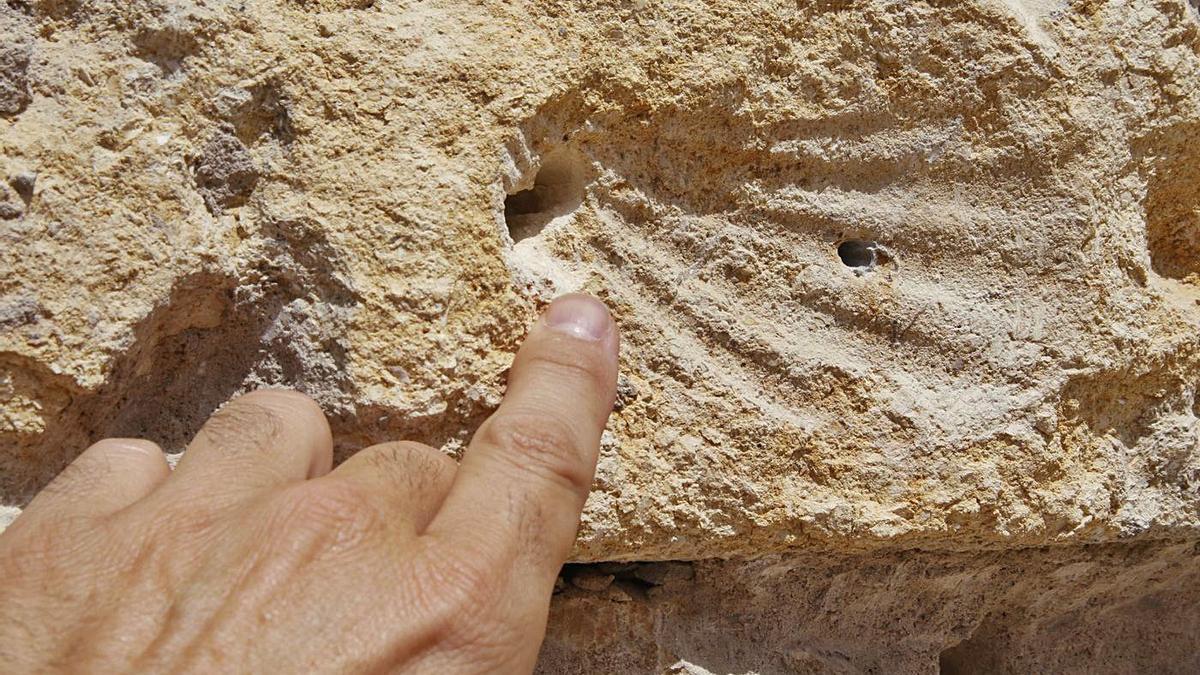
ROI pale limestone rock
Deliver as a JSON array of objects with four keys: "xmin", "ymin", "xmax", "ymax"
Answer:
[{"xmin": 1, "ymin": 0, "xmax": 1199, "ymax": 670}]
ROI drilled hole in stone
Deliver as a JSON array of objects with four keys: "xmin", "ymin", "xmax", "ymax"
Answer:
[
  {"xmin": 837, "ymin": 239, "xmax": 877, "ymax": 269},
  {"xmin": 505, "ymin": 147, "xmax": 586, "ymax": 243}
]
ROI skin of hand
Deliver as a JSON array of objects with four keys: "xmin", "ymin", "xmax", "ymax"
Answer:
[{"xmin": 0, "ymin": 294, "xmax": 618, "ymax": 674}]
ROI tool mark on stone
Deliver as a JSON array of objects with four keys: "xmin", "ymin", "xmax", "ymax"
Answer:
[
  {"xmin": 1059, "ymin": 364, "xmax": 1195, "ymax": 449},
  {"xmin": 501, "ymin": 67, "xmax": 1079, "ymax": 474},
  {"xmin": 587, "ymin": 207, "xmax": 869, "ymax": 425}
]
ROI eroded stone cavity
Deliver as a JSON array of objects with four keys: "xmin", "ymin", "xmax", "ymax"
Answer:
[{"xmin": 1, "ymin": 0, "xmax": 1199, "ymax": 670}]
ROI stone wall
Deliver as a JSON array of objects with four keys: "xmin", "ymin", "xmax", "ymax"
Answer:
[{"xmin": 2, "ymin": 0, "xmax": 1198, "ymax": 670}]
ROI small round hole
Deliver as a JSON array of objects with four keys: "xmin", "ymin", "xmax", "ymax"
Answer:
[{"xmin": 837, "ymin": 239, "xmax": 877, "ymax": 269}]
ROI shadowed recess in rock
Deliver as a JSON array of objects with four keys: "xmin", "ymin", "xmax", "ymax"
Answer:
[{"xmin": 505, "ymin": 147, "xmax": 588, "ymax": 243}]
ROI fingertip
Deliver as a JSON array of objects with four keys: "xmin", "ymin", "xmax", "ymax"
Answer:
[
  {"xmin": 424, "ymin": 294, "xmax": 620, "ymax": 576},
  {"xmin": 542, "ymin": 293, "xmax": 615, "ymax": 343},
  {"xmin": 535, "ymin": 293, "xmax": 620, "ymax": 378}
]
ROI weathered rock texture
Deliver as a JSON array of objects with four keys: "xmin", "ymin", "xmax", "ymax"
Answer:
[
  {"xmin": 1, "ymin": 0, "xmax": 1199, "ymax": 670},
  {"xmin": 541, "ymin": 542, "xmax": 1200, "ymax": 673}
]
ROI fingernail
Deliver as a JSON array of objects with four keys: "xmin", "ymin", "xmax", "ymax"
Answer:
[{"xmin": 543, "ymin": 294, "xmax": 612, "ymax": 341}]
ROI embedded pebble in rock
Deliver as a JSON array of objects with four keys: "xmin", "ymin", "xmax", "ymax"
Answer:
[
  {"xmin": 8, "ymin": 173, "xmax": 34, "ymax": 204},
  {"xmin": 1, "ymin": 0, "xmax": 1199, "ymax": 671}
]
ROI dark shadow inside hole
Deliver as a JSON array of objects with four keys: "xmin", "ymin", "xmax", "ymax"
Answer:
[
  {"xmin": 937, "ymin": 619, "xmax": 999, "ymax": 675},
  {"xmin": 505, "ymin": 148, "xmax": 586, "ymax": 243},
  {"xmin": 837, "ymin": 239, "xmax": 877, "ymax": 268}
]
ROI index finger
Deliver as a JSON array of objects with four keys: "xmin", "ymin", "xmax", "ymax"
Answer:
[{"xmin": 425, "ymin": 294, "xmax": 619, "ymax": 578}]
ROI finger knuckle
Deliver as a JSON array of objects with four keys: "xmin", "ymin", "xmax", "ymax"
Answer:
[
  {"xmin": 195, "ymin": 402, "xmax": 282, "ymax": 457},
  {"xmin": 366, "ymin": 441, "xmax": 454, "ymax": 485},
  {"xmin": 0, "ymin": 516, "xmax": 92, "ymax": 578},
  {"xmin": 243, "ymin": 387, "xmax": 317, "ymax": 408},
  {"xmin": 433, "ymin": 551, "xmax": 499, "ymax": 609},
  {"xmin": 409, "ymin": 542, "xmax": 509, "ymax": 650},
  {"xmin": 42, "ymin": 449, "xmax": 110, "ymax": 498},
  {"xmin": 268, "ymin": 480, "xmax": 381, "ymax": 546},
  {"xmin": 480, "ymin": 412, "xmax": 592, "ymax": 495},
  {"xmin": 87, "ymin": 439, "xmax": 163, "ymax": 475},
  {"xmin": 85, "ymin": 438, "xmax": 129, "ymax": 457}
]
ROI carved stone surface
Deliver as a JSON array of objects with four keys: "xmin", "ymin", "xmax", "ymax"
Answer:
[{"xmin": 2, "ymin": 0, "xmax": 1198, "ymax": 670}]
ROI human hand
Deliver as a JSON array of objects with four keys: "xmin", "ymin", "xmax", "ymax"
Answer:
[{"xmin": 0, "ymin": 294, "xmax": 618, "ymax": 673}]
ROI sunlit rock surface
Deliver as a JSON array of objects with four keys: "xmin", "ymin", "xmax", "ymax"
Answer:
[{"xmin": 2, "ymin": 0, "xmax": 1198, "ymax": 670}]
